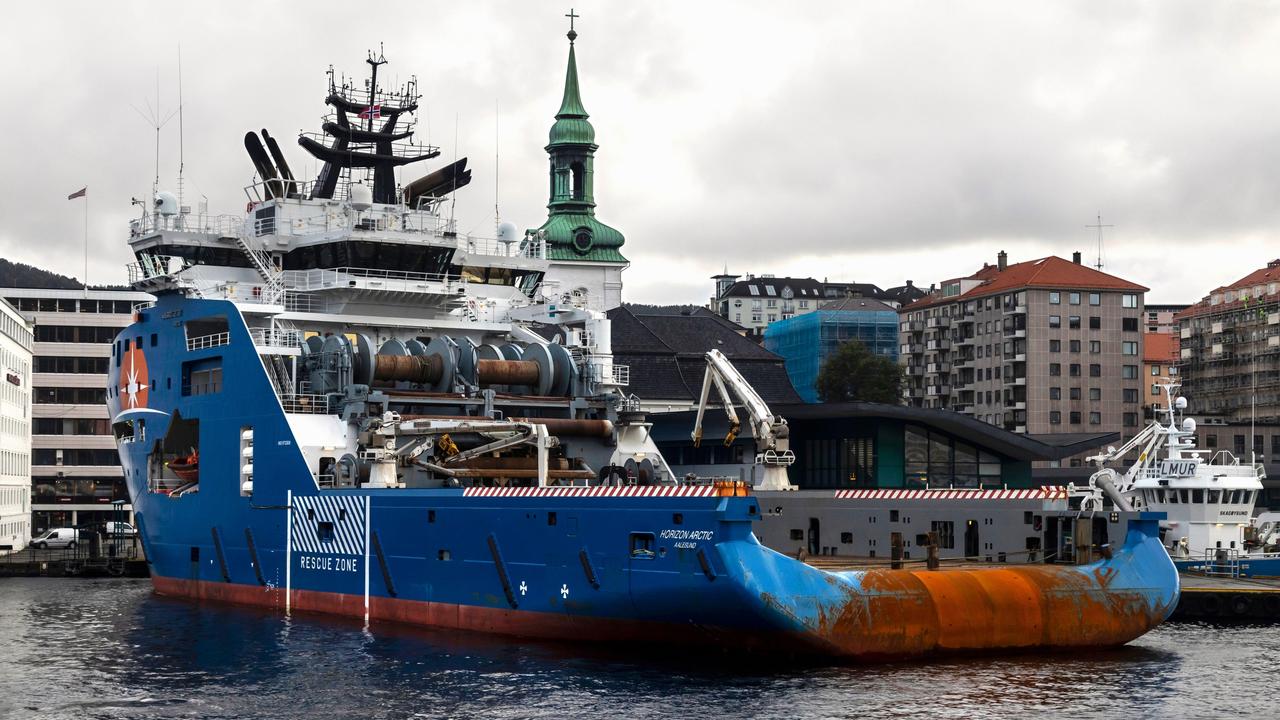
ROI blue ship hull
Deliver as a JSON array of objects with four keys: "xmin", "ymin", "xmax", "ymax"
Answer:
[{"xmin": 109, "ymin": 296, "xmax": 1182, "ymax": 660}]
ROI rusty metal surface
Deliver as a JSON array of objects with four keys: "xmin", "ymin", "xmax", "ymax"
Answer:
[
  {"xmin": 374, "ymin": 353, "xmax": 443, "ymax": 383},
  {"xmin": 477, "ymin": 359, "xmax": 540, "ymax": 386},
  {"xmin": 732, "ymin": 514, "xmax": 1180, "ymax": 660}
]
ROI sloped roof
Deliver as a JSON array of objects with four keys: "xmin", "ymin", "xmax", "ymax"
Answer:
[
  {"xmin": 819, "ymin": 297, "xmax": 899, "ymax": 313},
  {"xmin": 719, "ymin": 276, "xmax": 824, "ymax": 300},
  {"xmin": 1174, "ymin": 259, "xmax": 1280, "ymax": 320},
  {"xmin": 904, "ymin": 256, "xmax": 1148, "ymax": 311},
  {"xmin": 1143, "ymin": 332, "xmax": 1178, "ymax": 363},
  {"xmin": 608, "ymin": 305, "xmax": 802, "ymax": 404}
]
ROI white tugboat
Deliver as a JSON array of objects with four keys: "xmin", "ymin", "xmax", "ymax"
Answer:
[{"xmin": 1084, "ymin": 383, "xmax": 1272, "ymax": 576}]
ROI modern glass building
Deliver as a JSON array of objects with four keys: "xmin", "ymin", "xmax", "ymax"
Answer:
[{"xmin": 764, "ymin": 297, "xmax": 899, "ymax": 403}]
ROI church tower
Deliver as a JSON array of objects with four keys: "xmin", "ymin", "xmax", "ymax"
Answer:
[{"xmin": 530, "ymin": 12, "xmax": 628, "ymax": 310}]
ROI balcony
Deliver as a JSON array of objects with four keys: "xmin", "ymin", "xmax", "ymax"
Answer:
[
  {"xmin": 927, "ymin": 316, "xmax": 951, "ymax": 329},
  {"xmin": 926, "ymin": 362, "xmax": 952, "ymax": 374},
  {"xmin": 926, "ymin": 338, "xmax": 951, "ymax": 351},
  {"xmin": 1004, "ymin": 375, "xmax": 1026, "ymax": 386},
  {"xmin": 907, "ymin": 365, "xmax": 924, "ymax": 376},
  {"xmin": 1212, "ymin": 321, "xmax": 1225, "ymax": 334},
  {"xmin": 901, "ymin": 320, "xmax": 924, "ymax": 332},
  {"xmin": 1181, "ymin": 326, "xmax": 1193, "ymax": 339},
  {"xmin": 925, "ymin": 384, "xmax": 952, "ymax": 396}
]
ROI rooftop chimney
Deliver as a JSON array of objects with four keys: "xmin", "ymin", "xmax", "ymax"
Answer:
[
  {"xmin": 1073, "ymin": 251, "xmax": 1082, "ymax": 265},
  {"xmin": 997, "ymin": 250, "xmax": 1007, "ymax": 271}
]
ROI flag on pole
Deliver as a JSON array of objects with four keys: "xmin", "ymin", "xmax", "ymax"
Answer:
[
  {"xmin": 358, "ymin": 105, "xmax": 382, "ymax": 120},
  {"xmin": 67, "ymin": 187, "xmax": 86, "ymax": 200}
]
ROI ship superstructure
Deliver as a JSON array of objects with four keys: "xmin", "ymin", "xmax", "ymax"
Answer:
[{"xmin": 108, "ymin": 43, "xmax": 1180, "ymax": 661}]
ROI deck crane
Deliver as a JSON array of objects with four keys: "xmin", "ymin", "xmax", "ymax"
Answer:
[
  {"xmin": 1081, "ymin": 384, "xmax": 1197, "ymax": 512},
  {"xmin": 691, "ymin": 349, "xmax": 796, "ymax": 491}
]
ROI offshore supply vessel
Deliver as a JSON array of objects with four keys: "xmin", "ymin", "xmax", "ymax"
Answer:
[{"xmin": 109, "ymin": 34, "xmax": 1180, "ymax": 660}]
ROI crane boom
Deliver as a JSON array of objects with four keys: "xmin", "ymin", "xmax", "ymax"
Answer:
[{"xmin": 690, "ymin": 349, "xmax": 796, "ymax": 491}]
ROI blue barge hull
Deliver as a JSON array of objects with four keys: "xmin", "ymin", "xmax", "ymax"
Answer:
[{"xmin": 111, "ymin": 297, "xmax": 1180, "ymax": 660}]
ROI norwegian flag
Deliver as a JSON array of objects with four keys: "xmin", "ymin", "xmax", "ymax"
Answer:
[
  {"xmin": 358, "ymin": 104, "xmax": 382, "ymax": 120},
  {"xmin": 67, "ymin": 187, "xmax": 86, "ymax": 200}
]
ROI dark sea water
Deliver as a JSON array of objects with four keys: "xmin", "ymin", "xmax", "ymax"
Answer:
[{"xmin": 0, "ymin": 577, "xmax": 1262, "ymax": 719}]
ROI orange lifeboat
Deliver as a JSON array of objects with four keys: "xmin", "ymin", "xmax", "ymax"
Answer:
[{"xmin": 169, "ymin": 449, "xmax": 199, "ymax": 483}]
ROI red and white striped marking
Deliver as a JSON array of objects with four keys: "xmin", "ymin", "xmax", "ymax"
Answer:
[
  {"xmin": 833, "ymin": 486, "xmax": 1068, "ymax": 501},
  {"xmin": 462, "ymin": 486, "xmax": 720, "ymax": 498}
]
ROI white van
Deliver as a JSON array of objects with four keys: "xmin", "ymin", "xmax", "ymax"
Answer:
[
  {"xmin": 105, "ymin": 522, "xmax": 137, "ymax": 538},
  {"xmin": 31, "ymin": 528, "xmax": 79, "ymax": 549}
]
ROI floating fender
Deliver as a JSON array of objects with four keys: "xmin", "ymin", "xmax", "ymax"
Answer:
[
  {"xmin": 1232, "ymin": 595, "xmax": 1252, "ymax": 617},
  {"xmin": 1265, "ymin": 594, "xmax": 1280, "ymax": 615},
  {"xmin": 1200, "ymin": 594, "xmax": 1222, "ymax": 617}
]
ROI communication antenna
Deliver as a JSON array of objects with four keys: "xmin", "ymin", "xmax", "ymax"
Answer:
[
  {"xmin": 494, "ymin": 99, "xmax": 500, "ymax": 229},
  {"xmin": 1086, "ymin": 213, "xmax": 1114, "ymax": 271},
  {"xmin": 131, "ymin": 67, "xmax": 180, "ymax": 199},
  {"xmin": 177, "ymin": 45, "xmax": 186, "ymax": 225},
  {"xmin": 449, "ymin": 112, "xmax": 459, "ymax": 230}
]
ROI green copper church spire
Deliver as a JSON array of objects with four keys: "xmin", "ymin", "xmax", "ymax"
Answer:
[{"xmin": 531, "ymin": 9, "xmax": 626, "ymax": 263}]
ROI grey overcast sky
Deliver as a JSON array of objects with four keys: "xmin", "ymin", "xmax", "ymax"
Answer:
[{"xmin": 1, "ymin": 1, "xmax": 1278, "ymax": 304}]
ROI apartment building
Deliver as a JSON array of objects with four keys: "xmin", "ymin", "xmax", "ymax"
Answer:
[
  {"xmin": 0, "ymin": 298, "xmax": 32, "ymax": 554},
  {"xmin": 1145, "ymin": 304, "xmax": 1189, "ymax": 334},
  {"xmin": 710, "ymin": 273, "xmax": 926, "ymax": 338},
  {"xmin": 1174, "ymin": 259, "xmax": 1280, "ymax": 497},
  {"xmin": 2, "ymin": 287, "xmax": 153, "ymax": 533},
  {"xmin": 899, "ymin": 252, "xmax": 1147, "ymax": 445},
  {"xmin": 1143, "ymin": 332, "xmax": 1179, "ymax": 419}
]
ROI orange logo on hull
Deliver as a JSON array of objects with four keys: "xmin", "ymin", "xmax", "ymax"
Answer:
[{"xmin": 120, "ymin": 346, "xmax": 149, "ymax": 409}]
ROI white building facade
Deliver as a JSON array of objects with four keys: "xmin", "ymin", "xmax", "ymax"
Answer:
[{"xmin": 0, "ymin": 298, "xmax": 33, "ymax": 554}]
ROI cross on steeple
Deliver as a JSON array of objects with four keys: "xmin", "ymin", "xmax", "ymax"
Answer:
[{"xmin": 565, "ymin": 8, "xmax": 579, "ymax": 42}]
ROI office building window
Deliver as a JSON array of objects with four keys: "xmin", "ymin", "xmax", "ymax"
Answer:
[
  {"xmin": 1151, "ymin": 365, "xmax": 1161, "ymax": 375},
  {"xmin": 1123, "ymin": 413, "xmax": 1138, "ymax": 427},
  {"xmin": 1049, "ymin": 363, "xmax": 1061, "ymax": 376},
  {"xmin": 1070, "ymin": 339, "xmax": 1081, "ymax": 352},
  {"xmin": 1049, "ymin": 387, "xmax": 1061, "ymax": 400},
  {"xmin": 1089, "ymin": 293, "xmax": 1101, "ymax": 305},
  {"xmin": 1089, "ymin": 363, "xmax": 1101, "ymax": 377},
  {"xmin": 1069, "ymin": 363, "xmax": 1081, "ymax": 377},
  {"xmin": 1151, "ymin": 384, "xmax": 1160, "ymax": 396},
  {"xmin": 1089, "ymin": 412, "xmax": 1101, "ymax": 425},
  {"xmin": 1089, "ymin": 316, "xmax": 1101, "ymax": 329},
  {"xmin": 1069, "ymin": 316, "xmax": 1081, "ymax": 329},
  {"xmin": 1050, "ymin": 411, "xmax": 1061, "ymax": 424},
  {"xmin": 1091, "ymin": 340, "xmax": 1101, "ymax": 353},
  {"xmin": 1070, "ymin": 387, "xmax": 1082, "ymax": 400},
  {"xmin": 1070, "ymin": 411, "xmax": 1081, "ymax": 424},
  {"xmin": 1049, "ymin": 292, "xmax": 1060, "ymax": 305},
  {"xmin": 1089, "ymin": 388, "xmax": 1101, "ymax": 401},
  {"xmin": 1122, "ymin": 365, "xmax": 1138, "ymax": 379},
  {"xmin": 1122, "ymin": 294, "xmax": 1138, "ymax": 308},
  {"xmin": 1123, "ymin": 317, "xmax": 1139, "ymax": 332},
  {"xmin": 1123, "ymin": 388, "xmax": 1138, "ymax": 403},
  {"xmin": 1122, "ymin": 341, "xmax": 1138, "ymax": 355},
  {"xmin": 1069, "ymin": 292, "xmax": 1081, "ymax": 305},
  {"xmin": 1049, "ymin": 315, "xmax": 1061, "ymax": 328},
  {"xmin": 1049, "ymin": 339, "xmax": 1060, "ymax": 352}
]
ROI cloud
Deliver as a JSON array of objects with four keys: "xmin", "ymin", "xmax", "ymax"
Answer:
[{"xmin": 1, "ymin": 1, "xmax": 1277, "ymax": 307}]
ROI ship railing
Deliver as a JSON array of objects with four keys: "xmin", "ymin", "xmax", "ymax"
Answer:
[
  {"xmin": 1208, "ymin": 450, "xmax": 1242, "ymax": 466},
  {"xmin": 314, "ymin": 473, "xmax": 336, "ymax": 489},
  {"xmin": 249, "ymin": 328, "xmax": 302, "ymax": 348},
  {"xmin": 132, "ymin": 301, "xmax": 156, "ymax": 313},
  {"xmin": 281, "ymin": 267, "xmax": 465, "ymax": 293},
  {"xmin": 299, "ymin": 132, "xmax": 435, "ymax": 160},
  {"xmin": 130, "ymin": 212, "xmax": 246, "ymax": 238},
  {"xmin": 186, "ymin": 332, "xmax": 230, "ymax": 352},
  {"xmin": 1198, "ymin": 547, "xmax": 1241, "ymax": 578},
  {"xmin": 127, "ymin": 254, "xmax": 190, "ymax": 283},
  {"xmin": 281, "ymin": 394, "xmax": 330, "ymax": 414}
]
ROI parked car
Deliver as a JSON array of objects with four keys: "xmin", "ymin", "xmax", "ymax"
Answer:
[
  {"xmin": 30, "ymin": 528, "xmax": 79, "ymax": 549},
  {"xmin": 104, "ymin": 522, "xmax": 137, "ymax": 538}
]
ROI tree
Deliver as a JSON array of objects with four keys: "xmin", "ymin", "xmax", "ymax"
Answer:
[{"xmin": 816, "ymin": 340, "xmax": 902, "ymax": 404}]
